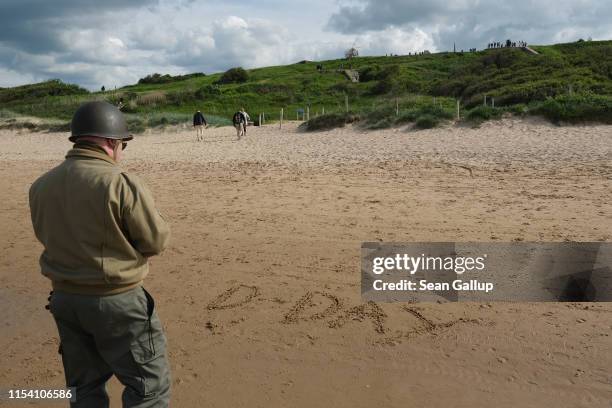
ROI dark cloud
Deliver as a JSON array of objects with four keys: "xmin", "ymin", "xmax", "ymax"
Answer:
[
  {"xmin": 0, "ymin": 0, "xmax": 157, "ymax": 20},
  {"xmin": 0, "ymin": 0, "xmax": 161, "ymax": 88},
  {"xmin": 327, "ymin": 0, "xmax": 439, "ymax": 33},
  {"xmin": 0, "ymin": 0, "xmax": 158, "ymax": 52}
]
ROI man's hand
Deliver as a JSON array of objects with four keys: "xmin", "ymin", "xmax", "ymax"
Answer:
[{"xmin": 45, "ymin": 291, "xmax": 53, "ymax": 311}]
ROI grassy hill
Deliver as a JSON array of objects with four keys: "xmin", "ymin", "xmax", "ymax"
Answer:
[{"xmin": 1, "ymin": 39, "xmax": 611, "ymax": 132}]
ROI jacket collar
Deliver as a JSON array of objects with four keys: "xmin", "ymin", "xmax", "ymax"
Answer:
[{"xmin": 66, "ymin": 143, "xmax": 117, "ymax": 165}]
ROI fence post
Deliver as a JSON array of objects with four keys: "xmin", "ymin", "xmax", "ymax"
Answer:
[
  {"xmin": 345, "ymin": 95, "xmax": 349, "ymax": 112},
  {"xmin": 259, "ymin": 113, "xmax": 262, "ymax": 126},
  {"xmin": 456, "ymin": 99, "xmax": 460, "ymax": 120},
  {"xmin": 484, "ymin": 95, "xmax": 487, "ymax": 106},
  {"xmin": 306, "ymin": 106, "xmax": 310, "ymax": 121},
  {"xmin": 280, "ymin": 108, "xmax": 283, "ymax": 129},
  {"xmin": 263, "ymin": 112, "xmax": 265, "ymax": 125},
  {"xmin": 395, "ymin": 98, "xmax": 399, "ymax": 116},
  {"xmin": 322, "ymin": 106, "xmax": 325, "ymax": 115}
]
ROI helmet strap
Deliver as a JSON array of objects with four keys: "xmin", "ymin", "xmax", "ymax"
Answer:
[{"xmin": 112, "ymin": 139, "xmax": 121, "ymax": 160}]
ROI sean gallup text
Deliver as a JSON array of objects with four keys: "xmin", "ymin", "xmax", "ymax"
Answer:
[{"xmin": 372, "ymin": 279, "xmax": 495, "ymax": 293}]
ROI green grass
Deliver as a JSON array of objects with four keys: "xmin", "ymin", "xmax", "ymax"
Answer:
[
  {"xmin": 0, "ymin": 109, "xmax": 19, "ymax": 119},
  {"xmin": 529, "ymin": 93, "xmax": 612, "ymax": 124},
  {"xmin": 464, "ymin": 105, "xmax": 504, "ymax": 123},
  {"xmin": 1, "ymin": 39, "xmax": 611, "ymax": 131},
  {"xmin": 353, "ymin": 97, "xmax": 456, "ymax": 129},
  {"xmin": 303, "ymin": 112, "xmax": 360, "ymax": 131},
  {"xmin": 414, "ymin": 115, "xmax": 440, "ymax": 129}
]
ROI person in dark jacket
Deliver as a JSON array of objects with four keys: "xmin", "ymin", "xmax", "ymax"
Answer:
[
  {"xmin": 240, "ymin": 107, "xmax": 250, "ymax": 135},
  {"xmin": 193, "ymin": 110, "xmax": 208, "ymax": 141},
  {"xmin": 232, "ymin": 110, "xmax": 245, "ymax": 140}
]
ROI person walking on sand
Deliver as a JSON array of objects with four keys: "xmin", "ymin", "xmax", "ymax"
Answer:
[
  {"xmin": 29, "ymin": 101, "xmax": 171, "ymax": 408},
  {"xmin": 193, "ymin": 110, "xmax": 208, "ymax": 141},
  {"xmin": 232, "ymin": 110, "xmax": 245, "ymax": 140},
  {"xmin": 240, "ymin": 107, "xmax": 250, "ymax": 136}
]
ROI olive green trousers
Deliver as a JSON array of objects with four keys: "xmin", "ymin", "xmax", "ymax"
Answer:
[{"xmin": 49, "ymin": 286, "xmax": 171, "ymax": 407}]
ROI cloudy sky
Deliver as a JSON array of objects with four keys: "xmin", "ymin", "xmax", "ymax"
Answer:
[{"xmin": 1, "ymin": 0, "xmax": 610, "ymax": 89}]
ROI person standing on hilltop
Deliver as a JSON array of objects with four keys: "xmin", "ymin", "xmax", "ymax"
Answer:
[
  {"xmin": 193, "ymin": 110, "xmax": 208, "ymax": 142},
  {"xmin": 29, "ymin": 101, "xmax": 171, "ymax": 407}
]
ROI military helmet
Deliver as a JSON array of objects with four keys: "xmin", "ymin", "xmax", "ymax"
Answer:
[{"xmin": 69, "ymin": 101, "xmax": 132, "ymax": 142}]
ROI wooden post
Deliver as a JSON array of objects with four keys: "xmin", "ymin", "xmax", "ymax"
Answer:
[
  {"xmin": 395, "ymin": 98, "xmax": 399, "ymax": 116},
  {"xmin": 280, "ymin": 108, "xmax": 283, "ymax": 129},
  {"xmin": 345, "ymin": 95, "xmax": 349, "ymax": 112},
  {"xmin": 259, "ymin": 113, "xmax": 262, "ymax": 126},
  {"xmin": 306, "ymin": 106, "xmax": 310, "ymax": 121},
  {"xmin": 456, "ymin": 99, "xmax": 460, "ymax": 120},
  {"xmin": 263, "ymin": 112, "xmax": 265, "ymax": 125},
  {"xmin": 484, "ymin": 95, "xmax": 487, "ymax": 106},
  {"xmin": 322, "ymin": 106, "xmax": 325, "ymax": 115}
]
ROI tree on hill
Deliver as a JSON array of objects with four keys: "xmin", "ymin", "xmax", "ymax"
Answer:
[
  {"xmin": 217, "ymin": 67, "xmax": 249, "ymax": 84},
  {"xmin": 0, "ymin": 79, "xmax": 88, "ymax": 104},
  {"xmin": 137, "ymin": 72, "xmax": 206, "ymax": 85},
  {"xmin": 345, "ymin": 47, "xmax": 359, "ymax": 60},
  {"xmin": 138, "ymin": 73, "xmax": 173, "ymax": 84}
]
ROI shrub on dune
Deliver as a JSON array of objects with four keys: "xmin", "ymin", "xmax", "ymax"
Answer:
[
  {"xmin": 414, "ymin": 114, "xmax": 440, "ymax": 129},
  {"xmin": 304, "ymin": 112, "xmax": 360, "ymax": 131},
  {"xmin": 530, "ymin": 93, "xmax": 612, "ymax": 124},
  {"xmin": 367, "ymin": 117, "xmax": 394, "ymax": 129},
  {"xmin": 394, "ymin": 110, "xmax": 419, "ymax": 124},
  {"xmin": 217, "ymin": 67, "xmax": 249, "ymax": 84},
  {"xmin": 465, "ymin": 106, "xmax": 504, "ymax": 122}
]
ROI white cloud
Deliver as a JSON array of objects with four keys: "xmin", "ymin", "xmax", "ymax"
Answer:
[
  {"xmin": 221, "ymin": 16, "xmax": 249, "ymax": 30},
  {"xmin": 0, "ymin": 67, "xmax": 38, "ymax": 87},
  {"xmin": 357, "ymin": 27, "xmax": 437, "ymax": 55},
  {"xmin": 107, "ymin": 37, "xmax": 125, "ymax": 48}
]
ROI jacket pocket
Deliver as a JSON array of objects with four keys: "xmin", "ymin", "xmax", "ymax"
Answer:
[{"xmin": 133, "ymin": 287, "xmax": 165, "ymax": 360}]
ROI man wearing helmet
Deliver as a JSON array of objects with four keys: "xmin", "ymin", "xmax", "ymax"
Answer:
[{"xmin": 29, "ymin": 101, "xmax": 171, "ymax": 407}]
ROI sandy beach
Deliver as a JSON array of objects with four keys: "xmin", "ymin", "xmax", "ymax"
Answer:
[{"xmin": 1, "ymin": 119, "xmax": 611, "ymax": 407}]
